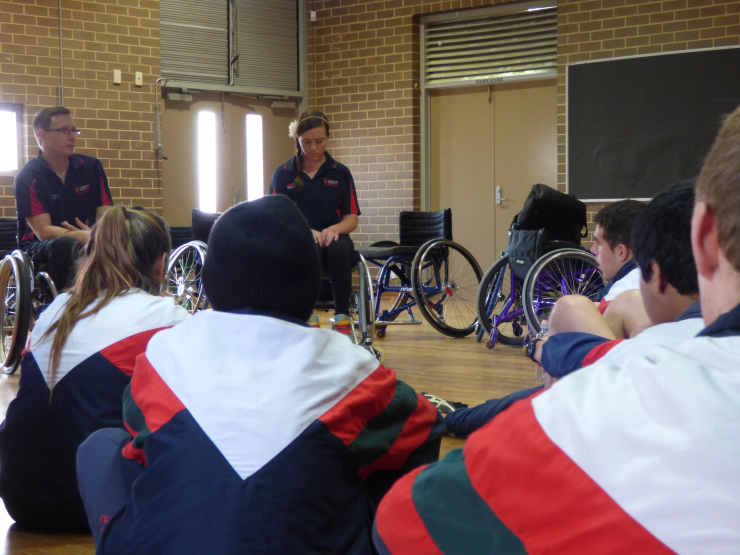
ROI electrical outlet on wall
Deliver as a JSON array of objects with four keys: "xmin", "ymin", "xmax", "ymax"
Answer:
[
  {"xmin": 135, "ymin": 72, "xmax": 143, "ymax": 86},
  {"xmin": 113, "ymin": 69, "xmax": 121, "ymax": 84}
]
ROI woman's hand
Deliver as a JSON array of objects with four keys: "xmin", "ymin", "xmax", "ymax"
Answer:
[
  {"xmin": 319, "ymin": 227, "xmax": 339, "ymax": 246},
  {"xmin": 312, "ymin": 229, "xmax": 323, "ymax": 245}
]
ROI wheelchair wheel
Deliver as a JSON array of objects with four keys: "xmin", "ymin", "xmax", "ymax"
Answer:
[
  {"xmin": 0, "ymin": 254, "xmax": 32, "ymax": 374},
  {"xmin": 410, "ymin": 240, "xmax": 482, "ymax": 338},
  {"xmin": 522, "ymin": 248, "xmax": 604, "ymax": 334},
  {"xmin": 475, "ymin": 255, "xmax": 527, "ymax": 348},
  {"xmin": 349, "ymin": 253, "xmax": 375, "ymax": 348},
  {"xmin": 165, "ymin": 241, "xmax": 208, "ymax": 314}
]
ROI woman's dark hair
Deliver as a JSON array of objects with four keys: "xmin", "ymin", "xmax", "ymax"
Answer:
[
  {"xmin": 41, "ymin": 206, "xmax": 172, "ymax": 389},
  {"xmin": 292, "ymin": 110, "xmax": 330, "ymax": 194},
  {"xmin": 631, "ymin": 181, "xmax": 699, "ymax": 295}
]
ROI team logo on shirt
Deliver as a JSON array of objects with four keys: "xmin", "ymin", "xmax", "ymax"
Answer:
[
  {"xmin": 76, "ymin": 184, "xmax": 91, "ymax": 194},
  {"xmin": 324, "ymin": 179, "xmax": 338, "ymax": 187}
]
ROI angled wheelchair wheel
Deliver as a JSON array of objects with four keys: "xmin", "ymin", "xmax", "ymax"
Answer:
[
  {"xmin": 410, "ymin": 240, "xmax": 482, "ymax": 338},
  {"xmin": 0, "ymin": 253, "xmax": 32, "ymax": 374},
  {"xmin": 475, "ymin": 255, "xmax": 527, "ymax": 348},
  {"xmin": 349, "ymin": 253, "xmax": 376, "ymax": 349},
  {"xmin": 522, "ymin": 248, "xmax": 604, "ymax": 334},
  {"xmin": 165, "ymin": 241, "xmax": 208, "ymax": 314}
]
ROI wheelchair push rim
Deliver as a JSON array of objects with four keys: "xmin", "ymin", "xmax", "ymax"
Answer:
[
  {"xmin": 522, "ymin": 248, "xmax": 604, "ymax": 334},
  {"xmin": 475, "ymin": 254, "xmax": 527, "ymax": 348},
  {"xmin": 165, "ymin": 241, "xmax": 208, "ymax": 314},
  {"xmin": 0, "ymin": 253, "xmax": 32, "ymax": 374},
  {"xmin": 410, "ymin": 240, "xmax": 482, "ymax": 338}
]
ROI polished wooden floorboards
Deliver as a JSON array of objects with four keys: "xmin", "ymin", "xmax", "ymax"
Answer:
[{"xmin": 0, "ymin": 319, "xmax": 537, "ymax": 554}]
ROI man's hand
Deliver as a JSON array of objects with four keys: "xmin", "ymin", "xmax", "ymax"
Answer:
[{"xmin": 61, "ymin": 218, "xmax": 92, "ymax": 243}]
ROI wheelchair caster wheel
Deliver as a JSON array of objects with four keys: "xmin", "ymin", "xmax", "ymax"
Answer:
[
  {"xmin": 376, "ymin": 327, "xmax": 386, "ymax": 339},
  {"xmin": 370, "ymin": 346, "xmax": 384, "ymax": 363},
  {"xmin": 485, "ymin": 340, "xmax": 495, "ymax": 349}
]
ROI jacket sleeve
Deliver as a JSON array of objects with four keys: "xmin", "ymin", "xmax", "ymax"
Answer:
[
  {"xmin": 318, "ymin": 364, "xmax": 444, "ymax": 503},
  {"xmin": 95, "ymin": 158, "xmax": 114, "ymax": 208},
  {"xmin": 541, "ymin": 332, "xmax": 624, "ymax": 378},
  {"xmin": 14, "ymin": 170, "xmax": 49, "ymax": 219},
  {"xmin": 339, "ymin": 166, "xmax": 361, "ymax": 218}
]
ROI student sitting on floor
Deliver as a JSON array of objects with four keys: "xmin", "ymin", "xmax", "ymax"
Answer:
[
  {"xmin": 443, "ymin": 181, "xmax": 701, "ymax": 438},
  {"xmin": 373, "ymin": 104, "xmax": 740, "ymax": 554},
  {"xmin": 77, "ymin": 195, "xmax": 444, "ymax": 555},
  {"xmin": 0, "ymin": 207, "xmax": 188, "ymax": 532}
]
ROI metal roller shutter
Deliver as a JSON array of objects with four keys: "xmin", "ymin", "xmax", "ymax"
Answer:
[
  {"xmin": 424, "ymin": 7, "xmax": 557, "ymax": 87},
  {"xmin": 233, "ymin": 0, "xmax": 298, "ymax": 90},
  {"xmin": 160, "ymin": 0, "xmax": 229, "ymax": 84}
]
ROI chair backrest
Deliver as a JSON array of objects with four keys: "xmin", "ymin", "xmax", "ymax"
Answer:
[
  {"xmin": 191, "ymin": 209, "xmax": 221, "ymax": 244},
  {"xmin": 398, "ymin": 209, "xmax": 452, "ymax": 247},
  {"xmin": 169, "ymin": 226, "xmax": 193, "ymax": 250}
]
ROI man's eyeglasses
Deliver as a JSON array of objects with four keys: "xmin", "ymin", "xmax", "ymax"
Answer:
[{"xmin": 46, "ymin": 128, "xmax": 81, "ymax": 136}]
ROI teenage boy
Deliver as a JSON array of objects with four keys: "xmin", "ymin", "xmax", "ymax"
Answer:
[
  {"xmin": 374, "ymin": 103, "xmax": 740, "ymax": 554},
  {"xmin": 77, "ymin": 195, "xmax": 444, "ymax": 555}
]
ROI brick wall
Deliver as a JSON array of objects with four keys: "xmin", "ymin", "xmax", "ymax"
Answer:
[
  {"xmin": 307, "ymin": 0, "xmax": 518, "ymax": 245},
  {"xmin": 557, "ymin": 0, "xmax": 740, "ymax": 242},
  {"xmin": 0, "ymin": 0, "xmax": 161, "ymax": 218}
]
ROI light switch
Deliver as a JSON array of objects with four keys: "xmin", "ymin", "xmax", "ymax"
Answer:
[
  {"xmin": 113, "ymin": 69, "xmax": 121, "ymax": 84},
  {"xmin": 135, "ymin": 72, "xmax": 143, "ymax": 86}
]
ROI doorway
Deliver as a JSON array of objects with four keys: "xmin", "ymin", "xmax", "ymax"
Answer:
[
  {"xmin": 430, "ymin": 79, "xmax": 557, "ymax": 272},
  {"xmin": 160, "ymin": 93, "xmax": 297, "ymax": 226}
]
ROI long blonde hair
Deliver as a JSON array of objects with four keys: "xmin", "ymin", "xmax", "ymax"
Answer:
[{"xmin": 41, "ymin": 206, "xmax": 171, "ymax": 387}]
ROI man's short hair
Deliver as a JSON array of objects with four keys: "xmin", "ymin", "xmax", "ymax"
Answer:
[
  {"xmin": 33, "ymin": 106, "xmax": 71, "ymax": 136},
  {"xmin": 593, "ymin": 199, "xmax": 645, "ymax": 250},
  {"xmin": 696, "ymin": 105, "xmax": 740, "ymax": 273},
  {"xmin": 632, "ymin": 181, "xmax": 699, "ymax": 296}
]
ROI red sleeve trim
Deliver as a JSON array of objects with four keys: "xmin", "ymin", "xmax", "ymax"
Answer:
[
  {"xmin": 130, "ymin": 354, "xmax": 185, "ymax": 434},
  {"xmin": 597, "ymin": 299, "xmax": 611, "ymax": 315},
  {"xmin": 100, "ymin": 175, "xmax": 112, "ymax": 205},
  {"xmin": 358, "ymin": 392, "xmax": 439, "ymax": 479},
  {"xmin": 318, "ymin": 364, "xmax": 396, "ymax": 446},
  {"xmin": 349, "ymin": 178, "xmax": 359, "ymax": 215},
  {"xmin": 99, "ymin": 327, "xmax": 171, "ymax": 377},
  {"xmin": 29, "ymin": 180, "xmax": 44, "ymax": 216},
  {"xmin": 582, "ymin": 339, "xmax": 625, "ymax": 367},
  {"xmin": 374, "ymin": 465, "xmax": 445, "ymax": 555}
]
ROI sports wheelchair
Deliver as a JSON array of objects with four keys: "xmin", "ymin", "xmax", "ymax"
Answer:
[
  {"xmin": 0, "ymin": 217, "xmax": 59, "ymax": 374},
  {"xmin": 355, "ymin": 209, "xmax": 483, "ymax": 339},
  {"xmin": 476, "ymin": 184, "xmax": 604, "ymax": 349},
  {"xmin": 165, "ymin": 209, "xmax": 381, "ymax": 359}
]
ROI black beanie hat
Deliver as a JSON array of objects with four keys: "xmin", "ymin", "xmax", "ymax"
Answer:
[{"xmin": 202, "ymin": 195, "xmax": 321, "ymax": 319}]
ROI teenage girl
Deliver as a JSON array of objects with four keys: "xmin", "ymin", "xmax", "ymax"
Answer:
[
  {"xmin": 270, "ymin": 110, "xmax": 361, "ymax": 334},
  {"xmin": 0, "ymin": 206, "xmax": 189, "ymax": 531}
]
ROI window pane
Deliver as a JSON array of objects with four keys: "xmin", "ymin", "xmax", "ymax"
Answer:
[
  {"xmin": 197, "ymin": 111, "xmax": 217, "ymax": 213},
  {"xmin": 246, "ymin": 114, "xmax": 263, "ymax": 201},
  {"xmin": 0, "ymin": 111, "xmax": 19, "ymax": 172}
]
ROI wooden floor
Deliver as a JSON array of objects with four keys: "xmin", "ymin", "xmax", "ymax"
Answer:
[{"xmin": 0, "ymin": 318, "xmax": 537, "ymax": 554}]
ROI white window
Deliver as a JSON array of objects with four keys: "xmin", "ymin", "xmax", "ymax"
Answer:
[
  {"xmin": 246, "ymin": 113, "xmax": 263, "ymax": 201},
  {"xmin": 197, "ymin": 111, "xmax": 217, "ymax": 213},
  {"xmin": 0, "ymin": 104, "xmax": 23, "ymax": 175}
]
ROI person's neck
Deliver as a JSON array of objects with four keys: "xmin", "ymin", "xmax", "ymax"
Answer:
[
  {"xmin": 667, "ymin": 292, "xmax": 701, "ymax": 322},
  {"xmin": 41, "ymin": 150, "xmax": 70, "ymax": 179},
  {"xmin": 699, "ymin": 258, "xmax": 740, "ymax": 326},
  {"xmin": 302, "ymin": 154, "xmax": 325, "ymax": 176}
]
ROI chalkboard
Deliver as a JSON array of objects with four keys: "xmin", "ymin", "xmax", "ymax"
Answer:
[{"xmin": 567, "ymin": 46, "xmax": 740, "ymax": 201}]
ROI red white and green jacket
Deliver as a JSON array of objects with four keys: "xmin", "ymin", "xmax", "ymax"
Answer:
[
  {"xmin": 374, "ymin": 304, "xmax": 740, "ymax": 555},
  {"xmin": 99, "ymin": 310, "xmax": 444, "ymax": 555}
]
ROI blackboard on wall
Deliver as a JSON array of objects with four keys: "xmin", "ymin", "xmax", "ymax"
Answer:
[{"xmin": 567, "ymin": 46, "xmax": 740, "ymax": 201}]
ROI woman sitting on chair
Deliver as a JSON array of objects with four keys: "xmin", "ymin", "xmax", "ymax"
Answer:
[
  {"xmin": 0, "ymin": 206, "xmax": 189, "ymax": 532},
  {"xmin": 270, "ymin": 110, "xmax": 361, "ymax": 335}
]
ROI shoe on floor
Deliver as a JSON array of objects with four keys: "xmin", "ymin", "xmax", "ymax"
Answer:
[
  {"xmin": 420, "ymin": 392, "xmax": 468, "ymax": 416},
  {"xmin": 332, "ymin": 314, "xmax": 352, "ymax": 336},
  {"xmin": 308, "ymin": 314, "xmax": 321, "ymax": 329}
]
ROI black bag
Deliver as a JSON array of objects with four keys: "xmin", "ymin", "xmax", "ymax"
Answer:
[
  {"xmin": 508, "ymin": 227, "xmax": 547, "ymax": 280},
  {"xmin": 516, "ymin": 184, "xmax": 587, "ymax": 245}
]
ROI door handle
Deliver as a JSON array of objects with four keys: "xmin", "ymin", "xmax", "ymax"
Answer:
[{"xmin": 496, "ymin": 186, "xmax": 507, "ymax": 205}]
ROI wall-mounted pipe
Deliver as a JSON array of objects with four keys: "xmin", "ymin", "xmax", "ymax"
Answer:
[
  {"xmin": 154, "ymin": 77, "xmax": 168, "ymax": 159},
  {"xmin": 58, "ymin": 0, "xmax": 64, "ymax": 105}
]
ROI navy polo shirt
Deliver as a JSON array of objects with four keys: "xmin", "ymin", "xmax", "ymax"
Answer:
[
  {"xmin": 269, "ymin": 153, "xmax": 360, "ymax": 231},
  {"xmin": 14, "ymin": 152, "xmax": 113, "ymax": 247}
]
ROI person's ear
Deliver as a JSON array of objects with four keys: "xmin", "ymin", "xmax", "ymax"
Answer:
[
  {"xmin": 651, "ymin": 260, "xmax": 668, "ymax": 294},
  {"xmin": 616, "ymin": 243, "xmax": 630, "ymax": 263},
  {"xmin": 691, "ymin": 201, "xmax": 720, "ymax": 280}
]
